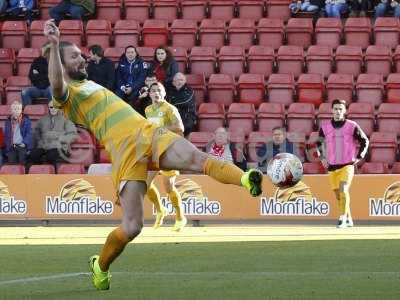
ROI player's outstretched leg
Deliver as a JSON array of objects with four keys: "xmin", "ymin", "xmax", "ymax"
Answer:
[
  {"xmin": 159, "ymin": 137, "xmax": 263, "ymax": 197},
  {"xmin": 89, "ymin": 180, "xmax": 146, "ymax": 290}
]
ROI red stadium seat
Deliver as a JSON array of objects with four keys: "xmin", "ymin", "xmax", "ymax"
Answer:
[
  {"xmin": 124, "ymin": 0, "xmax": 150, "ymax": 23},
  {"xmin": 59, "ymin": 20, "xmax": 84, "ymax": 47},
  {"xmin": 96, "ymin": 0, "xmax": 122, "ymax": 24},
  {"xmin": 227, "ymin": 19, "xmax": 256, "ymax": 50},
  {"xmin": 267, "ymin": 73, "xmax": 295, "ymax": 107},
  {"xmin": 181, "ymin": 0, "xmax": 206, "ymax": 22},
  {"xmin": 208, "ymin": 0, "xmax": 235, "ymax": 23},
  {"xmin": 104, "ymin": 47, "xmax": 124, "ymax": 65},
  {"xmin": 386, "ymin": 73, "xmax": 400, "ymax": 103},
  {"xmin": 326, "ymin": 73, "xmax": 354, "ymax": 105},
  {"xmin": 168, "ymin": 47, "xmax": 188, "ymax": 73},
  {"xmin": 266, "ymin": 0, "xmax": 291, "ymax": 22},
  {"xmin": 0, "ymin": 164, "xmax": 25, "ymax": 174},
  {"xmin": 344, "ymin": 17, "xmax": 372, "ymax": 50},
  {"xmin": 0, "ymin": 105, "xmax": 10, "ymax": 129},
  {"xmin": 29, "ymin": 164, "xmax": 56, "ymax": 174},
  {"xmin": 5, "ymin": 76, "xmax": 30, "ymax": 104},
  {"xmin": 335, "ymin": 46, "xmax": 363, "ymax": 78},
  {"xmin": 23, "ymin": 104, "xmax": 47, "ymax": 128},
  {"xmin": 306, "ymin": 45, "xmax": 333, "ymax": 79},
  {"xmin": 142, "ymin": 20, "xmax": 169, "ymax": 47},
  {"xmin": 136, "ymin": 47, "xmax": 155, "ymax": 62},
  {"xmin": 227, "ymin": 103, "xmax": 256, "ymax": 136},
  {"xmin": 70, "ymin": 129, "xmax": 96, "ymax": 167},
  {"xmin": 237, "ymin": 74, "xmax": 265, "ymax": 107},
  {"xmin": 303, "ymin": 162, "xmax": 326, "ymax": 174},
  {"xmin": 39, "ymin": 0, "xmax": 59, "ymax": 20},
  {"xmin": 199, "ymin": 19, "xmax": 226, "ymax": 49},
  {"xmin": 237, "ymin": 0, "xmax": 264, "ymax": 20},
  {"xmin": 257, "ymin": 18, "xmax": 284, "ymax": 50},
  {"xmin": 189, "ymin": 47, "xmax": 217, "ymax": 78},
  {"xmin": 247, "ymin": 131, "xmax": 272, "ymax": 163},
  {"xmin": 356, "ymin": 74, "xmax": 384, "ymax": 108},
  {"xmin": 369, "ymin": 132, "xmax": 398, "ymax": 164},
  {"xmin": 208, "ymin": 74, "xmax": 235, "ymax": 107},
  {"xmin": 392, "ymin": 45, "xmax": 400, "ymax": 73},
  {"xmin": 17, "ymin": 48, "xmax": 40, "ymax": 77},
  {"xmin": 286, "ymin": 18, "xmax": 313, "ymax": 49},
  {"xmin": 113, "ymin": 20, "xmax": 140, "ymax": 48},
  {"xmin": 316, "ymin": 103, "xmax": 332, "ymax": 126},
  {"xmin": 57, "ymin": 163, "xmax": 86, "ymax": 174},
  {"xmin": 277, "ymin": 46, "xmax": 304, "ymax": 79},
  {"xmin": 170, "ymin": 19, "xmax": 197, "ymax": 50},
  {"xmin": 86, "ymin": 20, "xmax": 112, "ymax": 49},
  {"xmin": 347, "ymin": 103, "xmax": 375, "ymax": 137},
  {"xmin": 153, "ymin": 0, "xmax": 178, "ymax": 23},
  {"xmin": 0, "ymin": 48, "xmax": 15, "ymax": 79},
  {"xmin": 30, "ymin": 20, "xmax": 47, "ymax": 49},
  {"xmin": 1, "ymin": 21, "xmax": 27, "ymax": 49},
  {"xmin": 188, "ymin": 131, "xmax": 215, "ymax": 150},
  {"xmin": 186, "ymin": 74, "xmax": 206, "ymax": 106},
  {"xmin": 247, "ymin": 46, "xmax": 274, "ymax": 78},
  {"xmin": 218, "ymin": 46, "xmax": 245, "ymax": 78},
  {"xmin": 198, "ymin": 103, "xmax": 225, "ymax": 132},
  {"xmin": 287, "ymin": 103, "xmax": 315, "ymax": 136},
  {"xmin": 391, "ymin": 162, "xmax": 400, "ymax": 174},
  {"xmin": 98, "ymin": 148, "xmax": 111, "ymax": 163},
  {"xmin": 360, "ymin": 162, "xmax": 390, "ymax": 174},
  {"xmin": 297, "ymin": 73, "xmax": 324, "ymax": 107},
  {"xmin": 315, "ymin": 18, "xmax": 342, "ymax": 50},
  {"xmin": 364, "ymin": 46, "xmax": 392, "ymax": 78},
  {"xmin": 377, "ymin": 103, "xmax": 400, "ymax": 135},
  {"xmin": 257, "ymin": 103, "xmax": 285, "ymax": 132},
  {"xmin": 374, "ymin": 17, "xmax": 399, "ymax": 49}
]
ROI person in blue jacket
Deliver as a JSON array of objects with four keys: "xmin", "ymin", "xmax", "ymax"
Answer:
[
  {"xmin": 148, "ymin": 46, "xmax": 179, "ymax": 90},
  {"xmin": 114, "ymin": 45, "xmax": 149, "ymax": 105},
  {"xmin": 6, "ymin": 0, "xmax": 35, "ymax": 24},
  {"xmin": 4, "ymin": 101, "xmax": 33, "ymax": 165}
]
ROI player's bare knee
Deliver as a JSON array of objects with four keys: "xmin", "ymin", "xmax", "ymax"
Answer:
[
  {"xmin": 191, "ymin": 149, "xmax": 208, "ymax": 172},
  {"xmin": 123, "ymin": 220, "xmax": 143, "ymax": 239}
]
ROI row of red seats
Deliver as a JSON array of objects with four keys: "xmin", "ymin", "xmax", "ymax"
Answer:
[
  {"xmin": 197, "ymin": 102, "xmax": 400, "ymax": 137},
  {"xmin": 37, "ymin": 0, "xmax": 291, "ymax": 24},
  {"xmin": 0, "ymin": 163, "xmax": 86, "ymax": 174}
]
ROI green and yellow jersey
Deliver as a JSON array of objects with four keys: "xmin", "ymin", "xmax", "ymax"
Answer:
[{"xmin": 145, "ymin": 100, "xmax": 184, "ymax": 134}]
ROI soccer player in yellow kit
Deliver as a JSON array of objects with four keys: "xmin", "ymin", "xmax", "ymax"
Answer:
[
  {"xmin": 145, "ymin": 82, "xmax": 187, "ymax": 231},
  {"xmin": 44, "ymin": 19, "xmax": 263, "ymax": 291}
]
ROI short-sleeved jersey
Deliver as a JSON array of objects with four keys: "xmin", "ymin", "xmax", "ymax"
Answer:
[
  {"xmin": 145, "ymin": 100, "xmax": 184, "ymax": 133},
  {"xmin": 53, "ymin": 80, "xmax": 167, "ymax": 191}
]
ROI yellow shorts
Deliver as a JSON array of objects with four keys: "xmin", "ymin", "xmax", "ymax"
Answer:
[
  {"xmin": 328, "ymin": 165, "xmax": 355, "ymax": 190},
  {"xmin": 160, "ymin": 170, "xmax": 179, "ymax": 177}
]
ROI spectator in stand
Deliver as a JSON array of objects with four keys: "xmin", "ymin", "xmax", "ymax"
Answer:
[
  {"xmin": 135, "ymin": 74, "xmax": 158, "ymax": 116},
  {"xmin": 148, "ymin": 46, "xmax": 179, "ymax": 89},
  {"xmin": 87, "ymin": 45, "xmax": 115, "ymax": 91},
  {"xmin": 49, "ymin": 0, "xmax": 95, "ymax": 24},
  {"xmin": 22, "ymin": 43, "xmax": 52, "ymax": 107},
  {"xmin": 166, "ymin": 72, "xmax": 197, "ymax": 136},
  {"xmin": 206, "ymin": 127, "xmax": 247, "ymax": 171},
  {"xmin": 0, "ymin": 0, "xmax": 7, "ymax": 14},
  {"xmin": 30, "ymin": 100, "xmax": 77, "ymax": 166},
  {"xmin": 289, "ymin": 0, "xmax": 320, "ymax": 13},
  {"xmin": 375, "ymin": 0, "xmax": 400, "ymax": 18},
  {"xmin": 4, "ymin": 101, "xmax": 32, "ymax": 165},
  {"xmin": 6, "ymin": 0, "xmax": 35, "ymax": 24},
  {"xmin": 257, "ymin": 127, "xmax": 296, "ymax": 174},
  {"xmin": 115, "ymin": 45, "xmax": 148, "ymax": 105},
  {"xmin": 349, "ymin": 0, "xmax": 371, "ymax": 17},
  {"xmin": 325, "ymin": 0, "xmax": 349, "ymax": 17}
]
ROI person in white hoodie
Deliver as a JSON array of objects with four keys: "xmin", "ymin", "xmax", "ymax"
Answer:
[{"xmin": 325, "ymin": 0, "xmax": 348, "ymax": 17}]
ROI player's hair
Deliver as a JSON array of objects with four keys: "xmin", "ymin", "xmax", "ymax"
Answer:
[
  {"xmin": 272, "ymin": 126, "xmax": 286, "ymax": 133},
  {"xmin": 154, "ymin": 46, "xmax": 174, "ymax": 70},
  {"xmin": 124, "ymin": 45, "xmax": 137, "ymax": 54},
  {"xmin": 331, "ymin": 99, "xmax": 347, "ymax": 108},
  {"xmin": 88, "ymin": 44, "xmax": 104, "ymax": 57},
  {"xmin": 58, "ymin": 41, "xmax": 74, "ymax": 64}
]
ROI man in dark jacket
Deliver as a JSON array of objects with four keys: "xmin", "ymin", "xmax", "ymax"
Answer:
[
  {"xmin": 4, "ymin": 101, "xmax": 33, "ymax": 165},
  {"xmin": 87, "ymin": 45, "xmax": 115, "ymax": 91},
  {"xmin": 166, "ymin": 73, "xmax": 197, "ymax": 136},
  {"xmin": 21, "ymin": 43, "xmax": 52, "ymax": 107},
  {"xmin": 114, "ymin": 46, "xmax": 149, "ymax": 104}
]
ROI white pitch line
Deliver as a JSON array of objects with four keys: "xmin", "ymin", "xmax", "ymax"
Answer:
[{"xmin": 1, "ymin": 271, "xmax": 400, "ymax": 286}]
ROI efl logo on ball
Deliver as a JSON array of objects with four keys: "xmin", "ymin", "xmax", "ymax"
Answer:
[{"xmin": 267, "ymin": 153, "xmax": 303, "ymax": 188}]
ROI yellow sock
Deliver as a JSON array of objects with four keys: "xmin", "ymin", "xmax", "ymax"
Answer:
[
  {"xmin": 147, "ymin": 183, "xmax": 163, "ymax": 213},
  {"xmin": 203, "ymin": 157, "xmax": 244, "ymax": 186},
  {"xmin": 169, "ymin": 188, "xmax": 183, "ymax": 220},
  {"xmin": 99, "ymin": 226, "xmax": 131, "ymax": 271},
  {"xmin": 342, "ymin": 190, "xmax": 351, "ymax": 216}
]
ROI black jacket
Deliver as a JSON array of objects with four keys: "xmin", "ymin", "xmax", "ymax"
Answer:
[
  {"xmin": 28, "ymin": 56, "xmax": 50, "ymax": 90},
  {"xmin": 87, "ymin": 57, "xmax": 115, "ymax": 91},
  {"xmin": 166, "ymin": 84, "xmax": 197, "ymax": 134}
]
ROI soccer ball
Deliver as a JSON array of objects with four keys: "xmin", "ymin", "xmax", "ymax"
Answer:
[{"xmin": 266, "ymin": 153, "xmax": 303, "ymax": 188}]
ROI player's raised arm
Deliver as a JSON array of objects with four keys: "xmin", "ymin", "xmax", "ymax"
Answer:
[{"xmin": 44, "ymin": 19, "xmax": 67, "ymax": 100}]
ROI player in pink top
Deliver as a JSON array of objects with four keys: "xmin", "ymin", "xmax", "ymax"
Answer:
[{"xmin": 317, "ymin": 99, "xmax": 369, "ymax": 228}]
